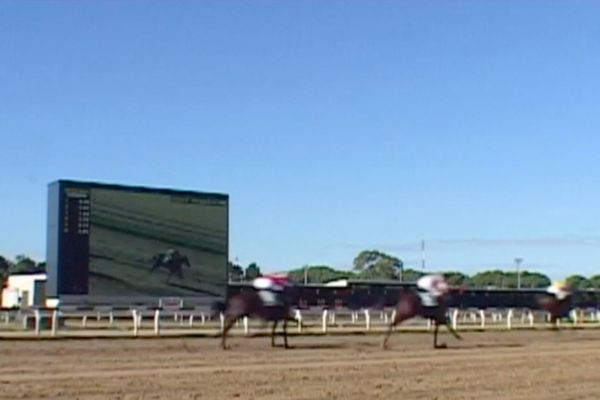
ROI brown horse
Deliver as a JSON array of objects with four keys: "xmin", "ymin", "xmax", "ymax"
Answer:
[
  {"xmin": 220, "ymin": 290, "xmax": 295, "ymax": 350},
  {"xmin": 537, "ymin": 294, "xmax": 572, "ymax": 328},
  {"xmin": 382, "ymin": 290, "xmax": 462, "ymax": 349}
]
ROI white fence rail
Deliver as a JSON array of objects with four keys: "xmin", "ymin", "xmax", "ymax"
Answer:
[{"xmin": 2, "ymin": 305, "xmax": 599, "ymax": 337}]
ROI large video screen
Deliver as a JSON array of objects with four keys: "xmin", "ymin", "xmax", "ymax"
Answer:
[{"xmin": 47, "ymin": 181, "xmax": 228, "ymax": 301}]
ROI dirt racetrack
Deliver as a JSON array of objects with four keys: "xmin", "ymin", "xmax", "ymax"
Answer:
[{"xmin": 1, "ymin": 329, "xmax": 600, "ymax": 400}]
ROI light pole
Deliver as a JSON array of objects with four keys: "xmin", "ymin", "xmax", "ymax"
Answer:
[
  {"xmin": 514, "ymin": 257, "xmax": 523, "ymax": 289},
  {"xmin": 421, "ymin": 240, "xmax": 426, "ymax": 271}
]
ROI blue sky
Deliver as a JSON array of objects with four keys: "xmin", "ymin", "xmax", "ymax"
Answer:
[{"xmin": 1, "ymin": 1, "xmax": 599, "ymax": 279}]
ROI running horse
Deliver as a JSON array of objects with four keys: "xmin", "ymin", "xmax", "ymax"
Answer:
[
  {"xmin": 537, "ymin": 293, "xmax": 573, "ymax": 329},
  {"xmin": 150, "ymin": 251, "xmax": 191, "ymax": 283},
  {"xmin": 382, "ymin": 288, "xmax": 462, "ymax": 349},
  {"xmin": 219, "ymin": 287, "xmax": 298, "ymax": 350}
]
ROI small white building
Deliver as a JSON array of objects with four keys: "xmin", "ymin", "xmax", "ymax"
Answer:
[{"xmin": 1, "ymin": 273, "xmax": 47, "ymax": 308}]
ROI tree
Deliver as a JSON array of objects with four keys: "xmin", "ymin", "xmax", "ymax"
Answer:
[
  {"xmin": 0, "ymin": 255, "xmax": 11, "ymax": 273},
  {"xmin": 244, "ymin": 262, "xmax": 262, "ymax": 281},
  {"xmin": 588, "ymin": 275, "xmax": 600, "ymax": 289},
  {"xmin": 402, "ymin": 268, "xmax": 425, "ymax": 282},
  {"xmin": 469, "ymin": 269, "xmax": 550, "ymax": 289},
  {"xmin": 519, "ymin": 271, "xmax": 551, "ymax": 288},
  {"xmin": 228, "ymin": 261, "xmax": 244, "ymax": 282},
  {"xmin": 442, "ymin": 271, "xmax": 470, "ymax": 286},
  {"xmin": 353, "ymin": 250, "xmax": 403, "ymax": 281},
  {"xmin": 565, "ymin": 275, "xmax": 591, "ymax": 289},
  {"xmin": 356, "ymin": 263, "xmax": 400, "ymax": 280},
  {"xmin": 288, "ymin": 265, "xmax": 355, "ymax": 284},
  {"xmin": 9, "ymin": 255, "xmax": 37, "ymax": 274},
  {"xmin": 0, "ymin": 255, "xmax": 12, "ymax": 283},
  {"xmin": 470, "ymin": 270, "xmax": 506, "ymax": 288}
]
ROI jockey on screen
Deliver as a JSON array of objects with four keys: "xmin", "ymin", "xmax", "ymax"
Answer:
[
  {"xmin": 252, "ymin": 273, "xmax": 290, "ymax": 307},
  {"xmin": 416, "ymin": 274, "xmax": 449, "ymax": 307}
]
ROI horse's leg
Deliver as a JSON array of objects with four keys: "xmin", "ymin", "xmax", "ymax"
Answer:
[
  {"xmin": 550, "ymin": 315, "xmax": 559, "ymax": 331},
  {"xmin": 283, "ymin": 318, "xmax": 289, "ymax": 349},
  {"xmin": 444, "ymin": 317, "xmax": 462, "ymax": 341},
  {"xmin": 149, "ymin": 262, "xmax": 160, "ymax": 275},
  {"xmin": 221, "ymin": 315, "xmax": 237, "ymax": 350},
  {"xmin": 271, "ymin": 320, "xmax": 279, "ymax": 347},
  {"xmin": 433, "ymin": 320, "xmax": 446, "ymax": 349},
  {"xmin": 382, "ymin": 310, "xmax": 407, "ymax": 349}
]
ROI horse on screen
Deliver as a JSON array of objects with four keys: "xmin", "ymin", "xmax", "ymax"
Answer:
[{"xmin": 149, "ymin": 250, "xmax": 191, "ymax": 283}]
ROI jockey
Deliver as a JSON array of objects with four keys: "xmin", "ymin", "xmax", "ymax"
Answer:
[
  {"xmin": 252, "ymin": 273, "xmax": 290, "ymax": 306},
  {"xmin": 547, "ymin": 280, "xmax": 572, "ymax": 301},
  {"xmin": 416, "ymin": 274, "xmax": 449, "ymax": 307},
  {"xmin": 163, "ymin": 249, "xmax": 177, "ymax": 262}
]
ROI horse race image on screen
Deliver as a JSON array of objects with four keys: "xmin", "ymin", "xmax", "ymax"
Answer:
[{"xmin": 46, "ymin": 180, "xmax": 229, "ymax": 303}]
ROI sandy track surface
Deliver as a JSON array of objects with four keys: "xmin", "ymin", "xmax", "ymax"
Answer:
[{"xmin": 1, "ymin": 330, "xmax": 600, "ymax": 400}]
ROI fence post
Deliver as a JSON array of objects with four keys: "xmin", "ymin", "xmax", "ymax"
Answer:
[
  {"xmin": 243, "ymin": 316, "xmax": 249, "ymax": 335},
  {"xmin": 154, "ymin": 309, "xmax": 161, "ymax": 336},
  {"xmin": 51, "ymin": 309, "xmax": 58, "ymax": 337},
  {"xmin": 322, "ymin": 309, "xmax": 328, "ymax": 333},
  {"xmin": 294, "ymin": 309, "xmax": 302, "ymax": 333},
  {"xmin": 364, "ymin": 309, "xmax": 371, "ymax": 331},
  {"xmin": 4, "ymin": 312, "xmax": 9, "ymax": 325},
  {"xmin": 528, "ymin": 310, "xmax": 534, "ymax": 327},
  {"xmin": 219, "ymin": 312, "xmax": 225, "ymax": 333},
  {"xmin": 34, "ymin": 309, "xmax": 41, "ymax": 336},
  {"xmin": 506, "ymin": 309, "xmax": 513, "ymax": 330},
  {"xmin": 570, "ymin": 309, "xmax": 578, "ymax": 325},
  {"xmin": 82, "ymin": 314, "xmax": 88, "ymax": 328},
  {"xmin": 132, "ymin": 310, "xmax": 139, "ymax": 337},
  {"xmin": 189, "ymin": 314, "xmax": 194, "ymax": 328},
  {"xmin": 479, "ymin": 309, "xmax": 486, "ymax": 330},
  {"xmin": 452, "ymin": 309, "xmax": 459, "ymax": 331},
  {"xmin": 109, "ymin": 312, "xmax": 114, "ymax": 327}
]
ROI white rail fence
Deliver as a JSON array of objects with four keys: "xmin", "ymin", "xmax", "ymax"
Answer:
[{"xmin": 2, "ymin": 306, "xmax": 600, "ymax": 337}]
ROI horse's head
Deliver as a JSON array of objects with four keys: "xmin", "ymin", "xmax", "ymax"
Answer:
[{"xmin": 282, "ymin": 284, "xmax": 300, "ymax": 305}]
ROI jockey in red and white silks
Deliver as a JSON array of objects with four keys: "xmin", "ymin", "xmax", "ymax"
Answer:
[
  {"xmin": 416, "ymin": 274, "xmax": 449, "ymax": 307},
  {"xmin": 252, "ymin": 273, "xmax": 290, "ymax": 306},
  {"xmin": 546, "ymin": 280, "xmax": 571, "ymax": 301}
]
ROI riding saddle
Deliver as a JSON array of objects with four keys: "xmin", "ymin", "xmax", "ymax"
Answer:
[
  {"xmin": 258, "ymin": 290, "xmax": 284, "ymax": 307},
  {"xmin": 417, "ymin": 289, "xmax": 439, "ymax": 307}
]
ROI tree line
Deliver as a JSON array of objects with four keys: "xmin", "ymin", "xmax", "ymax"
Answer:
[
  {"xmin": 3, "ymin": 250, "xmax": 599, "ymax": 290},
  {"xmin": 230, "ymin": 250, "xmax": 600, "ymax": 290},
  {"xmin": 0, "ymin": 255, "xmax": 46, "ymax": 280}
]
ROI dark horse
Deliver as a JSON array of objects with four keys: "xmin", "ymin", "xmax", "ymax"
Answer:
[
  {"xmin": 220, "ymin": 289, "xmax": 297, "ymax": 350},
  {"xmin": 537, "ymin": 294, "xmax": 573, "ymax": 329},
  {"xmin": 150, "ymin": 251, "xmax": 191, "ymax": 283},
  {"xmin": 383, "ymin": 290, "xmax": 462, "ymax": 349}
]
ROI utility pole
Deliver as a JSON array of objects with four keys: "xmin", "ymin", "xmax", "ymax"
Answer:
[
  {"xmin": 421, "ymin": 240, "xmax": 426, "ymax": 270},
  {"xmin": 514, "ymin": 257, "xmax": 523, "ymax": 289},
  {"xmin": 304, "ymin": 265, "xmax": 308, "ymax": 285}
]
